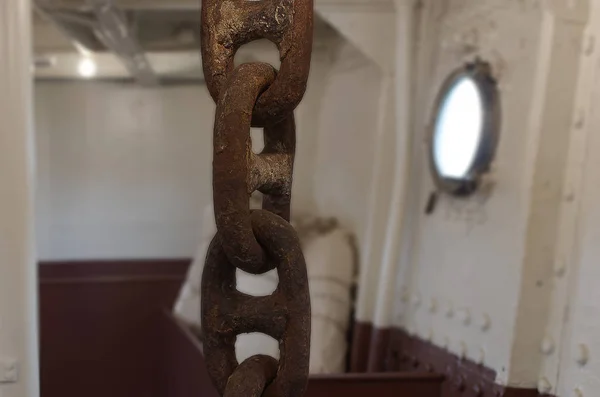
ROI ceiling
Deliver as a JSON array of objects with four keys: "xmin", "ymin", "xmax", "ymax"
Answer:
[{"xmin": 33, "ymin": 0, "xmax": 340, "ymax": 84}]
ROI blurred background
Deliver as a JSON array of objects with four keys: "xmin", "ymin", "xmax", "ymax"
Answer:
[{"xmin": 4, "ymin": 1, "xmax": 600, "ymax": 397}]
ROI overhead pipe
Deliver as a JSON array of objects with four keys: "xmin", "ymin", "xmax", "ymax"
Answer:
[
  {"xmin": 87, "ymin": 0, "xmax": 158, "ymax": 86},
  {"xmin": 35, "ymin": 0, "xmax": 158, "ymax": 85},
  {"xmin": 33, "ymin": 4, "xmax": 105, "ymax": 52}
]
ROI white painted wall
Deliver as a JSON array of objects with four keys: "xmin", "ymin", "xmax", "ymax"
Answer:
[
  {"xmin": 312, "ymin": 42, "xmax": 384, "ymax": 255},
  {"xmin": 395, "ymin": 1, "xmax": 544, "ymax": 382},
  {"xmin": 550, "ymin": 2, "xmax": 600, "ymax": 397},
  {"xmin": 390, "ymin": 0, "xmax": 589, "ymax": 390},
  {"xmin": 31, "ymin": 0, "xmax": 600, "ymax": 393},
  {"xmin": 0, "ymin": 0, "xmax": 40, "ymax": 396},
  {"xmin": 35, "ymin": 82, "xmax": 214, "ymax": 259},
  {"xmin": 315, "ymin": 2, "xmax": 399, "ymax": 327},
  {"xmin": 34, "ymin": 39, "xmax": 384, "ymax": 261}
]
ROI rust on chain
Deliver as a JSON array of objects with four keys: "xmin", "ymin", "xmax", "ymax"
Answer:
[
  {"xmin": 213, "ymin": 63, "xmax": 295, "ymax": 274},
  {"xmin": 201, "ymin": 0, "xmax": 313, "ymax": 126},
  {"xmin": 224, "ymin": 355, "xmax": 278, "ymax": 397},
  {"xmin": 202, "ymin": 210, "xmax": 311, "ymax": 397},
  {"xmin": 201, "ymin": 0, "xmax": 313, "ymax": 395}
]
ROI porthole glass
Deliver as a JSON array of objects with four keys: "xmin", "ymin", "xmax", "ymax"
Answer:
[{"xmin": 428, "ymin": 60, "xmax": 500, "ymax": 196}]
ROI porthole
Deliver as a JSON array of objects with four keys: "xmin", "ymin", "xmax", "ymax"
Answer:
[{"xmin": 428, "ymin": 60, "xmax": 500, "ymax": 196}]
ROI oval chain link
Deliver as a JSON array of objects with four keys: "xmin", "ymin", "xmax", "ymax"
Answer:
[
  {"xmin": 201, "ymin": 0, "xmax": 313, "ymax": 126},
  {"xmin": 202, "ymin": 210, "xmax": 310, "ymax": 397},
  {"xmin": 213, "ymin": 63, "xmax": 295, "ymax": 273},
  {"xmin": 200, "ymin": 1, "xmax": 313, "ymax": 397}
]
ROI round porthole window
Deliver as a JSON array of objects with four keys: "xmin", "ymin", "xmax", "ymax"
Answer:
[{"xmin": 428, "ymin": 60, "xmax": 500, "ymax": 196}]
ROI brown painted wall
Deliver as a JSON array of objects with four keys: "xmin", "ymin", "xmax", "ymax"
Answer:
[
  {"xmin": 39, "ymin": 260, "xmax": 444, "ymax": 397},
  {"xmin": 350, "ymin": 322, "xmax": 546, "ymax": 396},
  {"xmin": 39, "ymin": 259, "xmax": 191, "ymax": 397},
  {"xmin": 38, "ymin": 260, "xmax": 545, "ymax": 397},
  {"xmin": 160, "ymin": 310, "xmax": 444, "ymax": 397},
  {"xmin": 383, "ymin": 326, "xmax": 545, "ymax": 397},
  {"xmin": 350, "ymin": 321, "xmax": 372, "ymax": 372}
]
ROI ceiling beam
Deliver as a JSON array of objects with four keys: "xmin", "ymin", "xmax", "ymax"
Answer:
[
  {"xmin": 35, "ymin": 0, "xmax": 159, "ymax": 85},
  {"xmin": 86, "ymin": 0, "xmax": 158, "ymax": 85},
  {"xmin": 317, "ymin": 10, "xmax": 396, "ymax": 72},
  {"xmin": 33, "ymin": 4, "xmax": 102, "ymax": 52},
  {"xmin": 39, "ymin": 0, "xmax": 395, "ymax": 12}
]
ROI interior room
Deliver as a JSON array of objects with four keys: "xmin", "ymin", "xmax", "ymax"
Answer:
[{"xmin": 3, "ymin": 1, "xmax": 600, "ymax": 397}]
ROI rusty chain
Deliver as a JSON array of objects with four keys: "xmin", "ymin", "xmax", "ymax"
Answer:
[
  {"xmin": 200, "ymin": 1, "xmax": 313, "ymax": 397},
  {"xmin": 201, "ymin": 0, "xmax": 313, "ymax": 126}
]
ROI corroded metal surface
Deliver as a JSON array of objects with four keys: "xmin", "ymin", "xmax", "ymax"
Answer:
[
  {"xmin": 201, "ymin": 0, "xmax": 313, "ymax": 126},
  {"xmin": 223, "ymin": 355, "xmax": 278, "ymax": 397},
  {"xmin": 200, "ymin": 0, "xmax": 313, "ymax": 396},
  {"xmin": 213, "ymin": 63, "xmax": 295, "ymax": 273},
  {"xmin": 202, "ymin": 211, "xmax": 310, "ymax": 397}
]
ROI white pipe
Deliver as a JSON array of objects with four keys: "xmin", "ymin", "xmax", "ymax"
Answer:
[
  {"xmin": 372, "ymin": 0, "xmax": 414, "ymax": 329},
  {"xmin": 88, "ymin": 0, "xmax": 158, "ymax": 86},
  {"xmin": 355, "ymin": 74, "xmax": 395, "ymax": 323},
  {"xmin": 0, "ymin": 0, "xmax": 40, "ymax": 396}
]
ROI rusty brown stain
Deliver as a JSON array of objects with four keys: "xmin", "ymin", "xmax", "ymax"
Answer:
[
  {"xmin": 212, "ymin": 63, "xmax": 296, "ymax": 274},
  {"xmin": 201, "ymin": 0, "xmax": 313, "ymax": 126},
  {"xmin": 223, "ymin": 355, "xmax": 278, "ymax": 397},
  {"xmin": 200, "ymin": 0, "xmax": 313, "ymax": 396},
  {"xmin": 201, "ymin": 211, "xmax": 311, "ymax": 397}
]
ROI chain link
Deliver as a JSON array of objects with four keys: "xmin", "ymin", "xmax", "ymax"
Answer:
[
  {"xmin": 202, "ymin": 211, "xmax": 310, "ymax": 397},
  {"xmin": 201, "ymin": 0, "xmax": 313, "ymax": 126},
  {"xmin": 200, "ymin": 1, "xmax": 313, "ymax": 396}
]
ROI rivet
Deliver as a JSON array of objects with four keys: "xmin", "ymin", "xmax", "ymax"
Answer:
[
  {"xmin": 476, "ymin": 347, "xmax": 485, "ymax": 365},
  {"xmin": 584, "ymin": 35, "xmax": 595, "ymax": 56},
  {"xmin": 574, "ymin": 387, "xmax": 584, "ymax": 397},
  {"xmin": 537, "ymin": 377, "xmax": 552, "ymax": 394},
  {"xmin": 555, "ymin": 257, "xmax": 567, "ymax": 277},
  {"xmin": 574, "ymin": 108, "xmax": 586, "ymax": 129},
  {"xmin": 459, "ymin": 341, "xmax": 468, "ymax": 359},
  {"xmin": 459, "ymin": 309, "xmax": 471, "ymax": 326},
  {"xmin": 429, "ymin": 298, "xmax": 438, "ymax": 313},
  {"xmin": 536, "ymin": 279, "xmax": 544, "ymax": 287},
  {"xmin": 473, "ymin": 384, "xmax": 484, "ymax": 397},
  {"xmin": 564, "ymin": 191, "xmax": 575, "ymax": 203},
  {"xmin": 412, "ymin": 293, "xmax": 422, "ymax": 308},
  {"xmin": 480, "ymin": 314, "xmax": 491, "ymax": 331},
  {"xmin": 446, "ymin": 302, "xmax": 454, "ymax": 318},
  {"xmin": 576, "ymin": 344, "xmax": 589, "ymax": 366},
  {"xmin": 541, "ymin": 336, "xmax": 555, "ymax": 355},
  {"xmin": 425, "ymin": 363, "xmax": 434, "ymax": 373}
]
